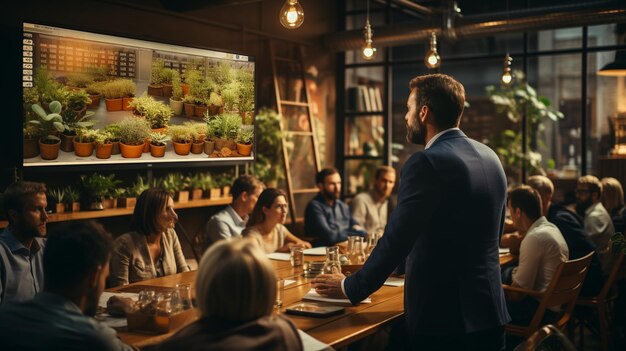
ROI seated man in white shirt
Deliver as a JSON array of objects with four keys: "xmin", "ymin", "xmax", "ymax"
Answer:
[
  {"xmin": 576, "ymin": 175, "xmax": 615, "ymax": 275},
  {"xmin": 350, "ymin": 166, "xmax": 396, "ymax": 234},
  {"xmin": 201, "ymin": 175, "xmax": 264, "ymax": 251},
  {"xmin": 503, "ymin": 185, "xmax": 569, "ymax": 326}
]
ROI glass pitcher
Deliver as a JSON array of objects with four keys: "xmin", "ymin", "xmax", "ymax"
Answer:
[
  {"xmin": 365, "ymin": 227, "xmax": 384, "ymax": 258},
  {"xmin": 349, "ymin": 237, "xmax": 366, "ymax": 264},
  {"xmin": 322, "ymin": 246, "xmax": 342, "ymax": 274}
]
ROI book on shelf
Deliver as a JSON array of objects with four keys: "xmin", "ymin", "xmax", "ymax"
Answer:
[{"xmin": 347, "ymin": 83, "xmax": 383, "ymax": 112}]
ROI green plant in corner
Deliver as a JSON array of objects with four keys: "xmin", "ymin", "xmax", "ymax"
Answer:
[
  {"xmin": 48, "ymin": 187, "xmax": 66, "ymax": 205},
  {"xmin": 250, "ymin": 108, "xmax": 284, "ymax": 185},
  {"xmin": 486, "ymin": 70, "xmax": 564, "ymax": 182}
]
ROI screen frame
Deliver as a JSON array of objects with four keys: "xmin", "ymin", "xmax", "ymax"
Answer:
[{"xmin": 19, "ymin": 19, "xmax": 258, "ymax": 171}]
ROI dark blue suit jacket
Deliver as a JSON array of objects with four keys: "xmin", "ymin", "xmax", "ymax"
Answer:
[{"xmin": 344, "ymin": 130, "xmax": 511, "ymax": 337}]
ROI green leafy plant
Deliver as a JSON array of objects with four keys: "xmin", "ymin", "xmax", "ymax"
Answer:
[
  {"xmin": 105, "ymin": 123, "xmax": 122, "ymax": 142},
  {"xmin": 161, "ymin": 68, "xmax": 178, "ymax": 85},
  {"xmin": 216, "ymin": 113, "xmax": 242, "ymax": 140},
  {"xmin": 158, "ymin": 172, "xmax": 190, "ymax": 195},
  {"xmin": 129, "ymin": 93, "xmax": 173, "ymax": 128},
  {"xmin": 66, "ymin": 90, "xmax": 92, "ymax": 111},
  {"xmin": 150, "ymin": 58, "xmax": 166, "ymax": 85},
  {"xmin": 184, "ymin": 122, "xmax": 207, "ymax": 141},
  {"xmin": 250, "ymin": 108, "xmax": 284, "ymax": 185},
  {"xmin": 100, "ymin": 79, "xmax": 136, "ymax": 99},
  {"xmin": 168, "ymin": 125, "xmax": 197, "ymax": 144},
  {"xmin": 94, "ymin": 130, "xmax": 113, "ymax": 145},
  {"xmin": 117, "ymin": 117, "xmax": 151, "ymax": 145},
  {"xmin": 188, "ymin": 172, "xmax": 214, "ymax": 191},
  {"xmin": 209, "ymin": 92, "xmax": 223, "ymax": 107},
  {"xmin": 48, "ymin": 187, "xmax": 66, "ymax": 204},
  {"xmin": 171, "ymin": 71, "xmax": 183, "ymax": 101},
  {"xmin": 31, "ymin": 100, "xmax": 64, "ymax": 133},
  {"xmin": 149, "ymin": 132, "xmax": 170, "ymax": 146},
  {"xmin": 126, "ymin": 176, "xmax": 151, "ymax": 198},
  {"xmin": 79, "ymin": 173, "xmax": 122, "ymax": 199},
  {"xmin": 236, "ymin": 128, "xmax": 254, "ymax": 145},
  {"xmin": 75, "ymin": 128, "xmax": 98, "ymax": 143},
  {"xmin": 86, "ymin": 81, "xmax": 104, "ymax": 96},
  {"xmin": 486, "ymin": 70, "xmax": 564, "ymax": 181},
  {"xmin": 65, "ymin": 186, "xmax": 80, "ymax": 203},
  {"xmin": 65, "ymin": 73, "xmax": 93, "ymax": 89}
]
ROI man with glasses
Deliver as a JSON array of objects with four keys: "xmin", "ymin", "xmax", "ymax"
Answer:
[{"xmin": 575, "ymin": 175, "xmax": 614, "ymax": 275}]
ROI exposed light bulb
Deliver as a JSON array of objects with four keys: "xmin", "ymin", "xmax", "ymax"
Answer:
[
  {"xmin": 280, "ymin": 0, "xmax": 304, "ymax": 29},
  {"xmin": 501, "ymin": 53, "xmax": 513, "ymax": 86},
  {"xmin": 361, "ymin": 20, "xmax": 377, "ymax": 61},
  {"xmin": 424, "ymin": 32, "xmax": 441, "ymax": 69}
]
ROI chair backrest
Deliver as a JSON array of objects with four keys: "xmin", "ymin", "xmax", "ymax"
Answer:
[
  {"xmin": 598, "ymin": 249, "xmax": 626, "ymax": 300},
  {"xmin": 529, "ymin": 251, "xmax": 594, "ymax": 330},
  {"xmin": 514, "ymin": 324, "xmax": 578, "ymax": 351}
]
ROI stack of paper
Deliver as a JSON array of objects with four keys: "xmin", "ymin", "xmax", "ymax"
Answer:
[
  {"xmin": 267, "ymin": 252, "xmax": 291, "ymax": 261},
  {"xmin": 499, "ymin": 247, "xmax": 510, "ymax": 255},
  {"xmin": 303, "ymin": 247, "xmax": 327, "ymax": 256},
  {"xmin": 303, "ymin": 289, "xmax": 371, "ymax": 304}
]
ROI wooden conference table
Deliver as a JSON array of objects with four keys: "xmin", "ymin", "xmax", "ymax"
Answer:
[{"xmin": 110, "ymin": 253, "xmax": 516, "ymax": 349}]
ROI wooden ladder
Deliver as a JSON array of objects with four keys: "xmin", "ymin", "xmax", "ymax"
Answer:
[{"xmin": 268, "ymin": 40, "xmax": 321, "ymax": 225}]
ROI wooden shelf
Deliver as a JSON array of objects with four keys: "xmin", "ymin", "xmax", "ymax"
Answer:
[{"xmin": 0, "ymin": 197, "xmax": 232, "ymax": 228}]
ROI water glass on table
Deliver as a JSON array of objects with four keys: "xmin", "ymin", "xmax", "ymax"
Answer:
[{"xmin": 274, "ymin": 279, "xmax": 285, "ymax": 308}]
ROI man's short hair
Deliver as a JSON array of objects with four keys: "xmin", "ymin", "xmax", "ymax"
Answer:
[
  {"xmin": 316, "ymin": 167, "xmax": 339, "ymax": 185},
  {"xmin": 578, "ymin": 175, "xmax": 602, "ymax": 196},
  {"xmin": 409, "ymin": 74, "xmax": 466, "ymax": 130},
  {"xmin": 527, "ymin": 175, "xmax": 554, "ymax": 198},
  {"xmin": 231, "ymin": 175, "xmax": 263, "ymax": 200},
  {"xmin": 2, "ymin": 181, "xmax": 47, "ymax": 224},
  {"xmin": 44, "ymin": 220, "xmax": 112, "ymax": 290},
  {"xmin": 374, "ymin": 166, "xmax": 396, "ymax": 180},
  {"xmin": 508, "ymin": 185, "xmax": 542, "ymax": 221}
]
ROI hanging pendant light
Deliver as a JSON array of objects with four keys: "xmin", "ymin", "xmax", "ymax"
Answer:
[
  {"xmin": 598, "ymin": 50, "xmax": 626, "ymax": 76},
  {"xmin": 425, "ymin": 32, "xmax": 441, "ymax": 69},
  {"xmin": 501, "ymin": 53, "xmax": 513, "ymax": 86},
  {"xmin": 361, "ymin": 0, "xmax": 376, "ymax": 61},
  {"xmin": 279, "ymin": 0, "xmax": 304, "ymax": 29}
]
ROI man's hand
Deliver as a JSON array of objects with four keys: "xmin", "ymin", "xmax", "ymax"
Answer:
[
  {"xmin": 107, "ymin": 296, "xmax": 135, "ymax": 317},
  {"xmin": 312, "ymin": 273, "xmax": 347, "ymax": 299}
]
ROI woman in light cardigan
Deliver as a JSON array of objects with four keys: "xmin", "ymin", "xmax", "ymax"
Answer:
[
  {"xmin": 242, "ymin": 188, "xmax": 311, "ymax": 253},
  {"xmin": 109, "ymin": 188, "xmax": 189, "ymax": 287}
]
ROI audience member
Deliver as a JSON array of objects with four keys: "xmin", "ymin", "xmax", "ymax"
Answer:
[
  {"xmin": 109, "ymin": 188, "xmax": 189, "ymax": 287},
  {"xmin": 527, "ymin": 175, "xmax": 604, "ymax": 296},
  {"xmin": 155, "ymin": 238, "xmax": 302, "ymax": 351},
  {"xmin": 202, "ymin": 175, "xmax": 264, "ymax": 248},
  {"xmin": 600, "ymin": 177, "xmax": 626, "ymax": 234},
  {"xmin": 0, "ymin": 221, "xmax": 135, "ymax": 351},
  {"xmin": 242, "ymin": 188, "xmax": 311, "ymax": 253},
  {"xmin": 504, "ymin": 186, "xmax": 569, "ymax": 325},
  {"xmin": 0, "ymin": 181, "xmax": 47, "ymax": 303},
  {"xmin": 305, "ymin": 168, "xmax": 366, "ymax": 246},
  {"xmin": 350, "ymin": 165, "xmax": 396, "ymax": 234},
  {"xmin": 576, "ymin": 175, "xmax": 614, "ymax": 274}
]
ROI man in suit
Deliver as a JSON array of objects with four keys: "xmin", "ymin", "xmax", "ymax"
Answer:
[{"xmin": 313, "ymin": 74, "xmax": 510, "ymax": 350}]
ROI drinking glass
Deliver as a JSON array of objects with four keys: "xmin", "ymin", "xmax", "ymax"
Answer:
[{"xmin": 274, "ymin": 279, "xmax": 285, "ymax": 308}]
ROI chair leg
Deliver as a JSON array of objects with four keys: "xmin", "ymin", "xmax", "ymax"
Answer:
[{"xmin": 598, "ymin": 302, "xmax": 610, "ymax": 351}]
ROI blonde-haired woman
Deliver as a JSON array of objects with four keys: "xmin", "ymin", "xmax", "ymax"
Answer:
[
  {"xmin": 601, "ymin": 177, "xmax": 626, "ymax": 234},
  {"xmin": 156, "ymin": 238, "xmax": 302, "ymax": 351}
]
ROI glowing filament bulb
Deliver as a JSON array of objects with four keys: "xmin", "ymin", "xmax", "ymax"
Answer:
[
  {"xmin": 361, "ymin": 20, "xmax": 377, "ymax": 61},
  {"xmin": 424, "ymin": 32, "xmax": 441, "ymax": 69},
  {"xmin": 280, "ymin": 0, "xmax": 304, "ymax": 29},
  {"xmin": 501, "ymin": 54, "xmax": 513, "ymax": 86}
]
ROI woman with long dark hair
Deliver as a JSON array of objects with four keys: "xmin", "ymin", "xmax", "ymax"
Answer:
[{"xmin": 242, "ymin": 188, "xmax": 311, "ymax": 253}]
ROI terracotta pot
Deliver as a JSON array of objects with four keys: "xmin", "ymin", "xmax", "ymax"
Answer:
[
  {"xmin": 73, "ymin": 137, "xmax": 94, "ymax": 157},
  {"xmin": 101, "ymin": 198, "xmax": 116, "ymax": 209},
  {"xmin": 122, "ymin": 97, "xmax": 134, "ymax": 111},
  {"xmin": 222, "ymin": 186, "xmax": 231, "ymax": 197},
  {"xmin": 208, "ymin": 105, "xmax": 221, "ymax": 116},
  {"xmin": 214, "ymin": 138, "xmax": 228, "ymax": 150},
  {"xmin": 209, "ymin": 188, "xmax": 221, "ymax": 199},
  {"xmin": 194, "ymin": 105, "xmax": 208, "ymax": 118},
  {"xmin": 173, "ymin": 141, "xmax": 191, "ymax": 155},
  {"xmin": 96, "ymin": 143, "xmax": 113, "ymax": 159},
  {"xmin": 118, "ymin": 197, "xmax": 136, "ymax": 208},
  {"xmin": 60, "ymin": 133, "xmax": 75, "ymax": 152},
  {"xmin": 204, "ymin": 140, "xmax": 215, "ymax": 155},
  {"xmin": 236, "ymin": 142, "xmax": 253, "ymax": 156},
  {"xmin": 105, "ymin": 98, "xmax": 123, "ymax": 111},
  {"xmin": 55, "ymin": 203, "xmax": 65, "ymax": 214},
  {"xmin": 71, "ymin": 202, "xmax": 81, "ymax": 212},
  {"xmin": 197, "ymin": 134, "xmax": 206, "ymax": 142},
  {"xmin": 184, "ymin": 103, "xmax": 195, "ymax": 117},
  {"xmin": 111, "ymin": 141, "xmax": 121, "ymax": 155},
  {"xmin": 150, "ymin": 143, "xmax": 166, "ymax": 157},
  {"xmin": 143, "ymin": 139, "xmax": 151, "ymax": 153},
  {"xmin": 225, "ymin": 139, "xmax": 237, "ymax": 151},
  {"xmin": 39, "ymin": 138, "xmax": 60, "ymax": 160},
  {"xmin": 191, "ymin": 188, "xmax": 203, "ymax": 200},
  {"xmin": 151, "ymin": 127, "xmax": 168, "ymax": 134},
  {"xmin": 181, "ymin": 83, "xmax": 190, "ymax": 96},
  {"xmin": 119, "ymin": 142, "xmax": 144, "ymax": 158},
  {"xmin": 87, "ymin": 94, "xmax": 101, "ymax": 109},
  {"xmin": 191, "ymin": 141, "xmax": 204, "ymax": 154},
  {"xmin": 147, "ymin": 84, "xmax": 163, "ymax": 96},
  {"xmin": 169, "ymin": 98, "xmax": 183, "ymax": 116},
  {"xmin": 176, "ymin": 190, "xmax": 189, "ymax": 203},
  {"xmin": 162, "ymin": 83, "xmax": 173, "ymax": 98},
  {"xmin": 23, "ymin": 138, "xmax": 39, "ymax": 158}
]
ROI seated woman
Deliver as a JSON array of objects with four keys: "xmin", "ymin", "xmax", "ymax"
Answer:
[
  {"xmin": 156, "ymin": 238, "xmax": 302, "ymax": 350},
  {"xmin": 242, "ymin": 188, "xmax": 311, "ymax": 253},
  {"xmin": 601, "ymin": 177, "xmax": 626, "ymax": 234},
  {"xmin": 109, "ymin": 188, "xmax": 189, "ymax": 287}
]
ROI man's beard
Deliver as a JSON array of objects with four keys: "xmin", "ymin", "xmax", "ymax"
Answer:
[
  {"xmin": 406, "ymin": 117, "xmax": 426, "ymax": 145},
  {"xmin": 575, "ymin": 199, "xmax": 593, "ymax": 217},
  {"xmin": 322, "ymin": 188, "xmax": 339, "ymax": 201}
]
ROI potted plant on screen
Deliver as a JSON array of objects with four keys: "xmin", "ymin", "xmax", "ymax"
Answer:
[
  {"xmin": 94, "ymin": 130, "xmax": 113, "ymax": 159},
  {"xmin": 169, "ymin": 72, "xmax": 184, "ymax": 116},
  {"xmin": 236, "ymin": 127, "xmax": 254, "ymax": 156},
  {"xmin": 149, "ymin": 132, "xmax": 170, "ymax": 158},
  {"xmin": 117, "ymin": 117, "xmax": 151, "ymax": 158},
  {"xmin": 168, "ymin": 125, "xmax": 196, "ymax": 156},
  {"xmin": 32, "ymin": 100, "xmax": 64, "ymax": 160},
  {"xmin": 73, "ymin": 128, "xmax": 97, "ymax": 157}
]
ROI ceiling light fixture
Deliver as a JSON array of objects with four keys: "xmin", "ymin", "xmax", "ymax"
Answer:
[
  {"xmin": 424, "ymin": 32, "xmax": 441, "ymax": 69},
  {"xmin": 598, "ymin": 50, "xmax": 626, "ymax": 76},
  {"xmin": 361, "ymin": 0, "xmax": 377, "ymax": 61},
  {"xmin": 501, "ymin": 53, "xmax": 513, "ymax": 85},
  {"xmin": 280, "ymin": 0, "xmax": 304, "ymax": 29}
]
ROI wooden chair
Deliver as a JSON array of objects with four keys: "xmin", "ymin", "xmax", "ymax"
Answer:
[
  {"xmin": 504, "ymin": 251, "xmax": 594, "ymax": 338},
  {"xmin": 514, "ymin": 324, "xmax": 577, "ymax": 351},
  {"xmin": 574, "ymin": 250, "xmax": 626, "ymax": 351}
]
